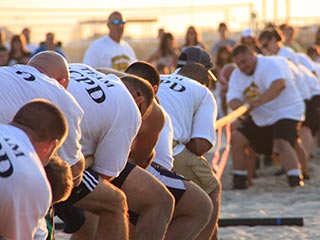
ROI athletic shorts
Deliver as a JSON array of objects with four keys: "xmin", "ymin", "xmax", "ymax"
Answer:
[
  {"xmin": 238, "ymin": 116, "xmax": 299, "ymax": 155},
  {"xmin": 111, "ymin": 162, "xmax": 136, "ymax": 188},
  {"xmin": 54, "ymin": 168, "xmax": 99, "ymax": 233},
  {"xmin": 173, "ymin": 147, "xmax": 219, "ymax": 194},
  {"xmin": 111, "ymin": 162, "xmax": 138, "ymax": 225},
  {"xmin": 147, "ymin": 162, "xmax": 187, "ymax": 205},
  {"xmin": 303, "ymin": 96, "xmax": 320, "ymax": 136}
]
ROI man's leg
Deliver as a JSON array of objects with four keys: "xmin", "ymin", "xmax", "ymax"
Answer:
[
  {"xmin": 147, "ymin": 164, "xmax": 213, "ymax": 240},
  {"xmin": 121, "ymin": 165, "xmax": 174, "ymax": 240},
  {"xmin": 173, "ymin": 148, "xmax": 221, "ymax": 240},
  {"xmin": 71, "ymin": 172, "xmax": 129, "ymax": 239},
  {"xmin": 272, "ymin": 120, "xmax": 304, "ymax": 187}
]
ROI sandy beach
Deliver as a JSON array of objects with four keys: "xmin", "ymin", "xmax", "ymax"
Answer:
[{"xmin": 55, "ymin": 150, "xmax": 320, "ymax": 240}]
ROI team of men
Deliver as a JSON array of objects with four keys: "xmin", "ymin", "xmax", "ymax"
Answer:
[{"xmin": 2, "ymin": 11, "xmax": 320, "ymax": 240}]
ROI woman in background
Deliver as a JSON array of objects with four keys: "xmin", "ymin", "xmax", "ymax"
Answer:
[
  {"xmin": 8, "ymin": 34, "xmax": 31, "ymax": 66},
  {"xmin": 181, "ymin": 26, "xmax": 206, "ymax": 51},
  {"xmin": 146, "ymin": 32, "xmax": 179, "ymax": 73}
]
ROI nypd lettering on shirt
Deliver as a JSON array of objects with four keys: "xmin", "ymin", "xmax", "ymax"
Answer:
[
  {"xmin": 69, "ymin": 65, "xmax": 115, "ymax": 104},
  {"xmin": 160, "ymin": 75, "xmax": 186, "ymax": 92},
  {"xmin": 0, "ymin": 135, "xmax": 25, "ymax": 178}
]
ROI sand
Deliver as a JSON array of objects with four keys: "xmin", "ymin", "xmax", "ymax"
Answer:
[{"xmin": 55, "ymin": 150, "xmax": 320, "ymax": 240}]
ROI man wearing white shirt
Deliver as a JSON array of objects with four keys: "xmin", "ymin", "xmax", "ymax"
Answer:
[
  {"xmin": 0, "ymin": 100, "xmax": 68, "ymax": 240},
  {"xmin": 227, "ymin": 45, "xmax": 305, "ymax": 189},
  {"xmin": 83, "ymin": 11, "xmax": 137, "ymax": 71},
  {"xmin": 157, "ymin": 47, "xmax": 221, "ymax": 239}
]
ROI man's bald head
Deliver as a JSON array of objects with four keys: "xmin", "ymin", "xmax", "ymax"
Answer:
[{"xmin": 28, "ymin": 51, "xmax": 70, "ymax": 89}]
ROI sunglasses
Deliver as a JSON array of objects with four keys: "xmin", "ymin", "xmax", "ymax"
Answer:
[{"xmin": 109, "ymin": 19, "xmax": 126, "ymax": 25}]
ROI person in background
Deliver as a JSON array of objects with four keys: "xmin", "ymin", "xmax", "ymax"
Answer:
[
  {"xmin": 8, "ymin": 34, "xmax": 31, "ymax": 66},
  {"xmin": 213, "ymin": 45, "xmax": 233, "ymax": 117},
  {"xmin": 279, "ymin": 23, "xmax": 302, "ymax": 52},
  {"xmin": 306, "ymin": 45, "xmax": 320, "ymax": 63},
  {"xmin": 21, "ymin": 27, "xmax": 38, "ymax": 54},
  {"xmin": 83, "ymin": 11, "xmax": 136, "ymax": 71},
  {"xmin": 210, "ymin": 22, "xmax": 236, "ymax": 59},
  {"xmin": 146, "ymin": 32, "xmax": 179, "ymax": 73},
  {"xmin": 0, "ymin": 28, "xmax": 9, "ymax": 49},
  {"xmin": 240, "ymin": 28, "xmax": 262, "ymax": 54},
  {"xmin": 181, "ymin": 25, "xmax": 206, "ymax": 51},
  {"xmin": 313, "ymin": 26, "xmax": 320, "ymax": 47},
  {"xmin": 0, "ymin": 45, "xmax": 9, "ymax": 66},
  {"xmin": 32, "ymin": 32, "xmax": 66, "ymax": 58}
]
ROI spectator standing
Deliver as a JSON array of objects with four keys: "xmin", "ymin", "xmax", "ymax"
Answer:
[
  {"xmin": 279, "ymin": 23, "xmax": 302, "ymax": 52},
  {"xmin": 0, "ymin": 46, "xmax": 9, "ymax": 66},
  {"xmin": 83, "ymin": 11, "xmax": 137, "ymax": 71},
  {"xmin": 240, "ymin": 28, "xmax": 262, "ymax": 54},
  {"xmin": 32, "ymin": 32, "xmax": 66, "ymax": 58},
  {"xmin": 181, "ymin": 25, "xmax": 206, "ymax": 51},
  {"xmin": 210, "ymin": 22, "xmax": 236, "ymax": 59},
  {"xmin": 8, "ymin": 34, "xmax": 31, "ymax": 66},
  {"xmin": 21, "ymin": 27, "xmax": 38, "ymax": 54},
  {"xmin": 146, "ymin": 32, "xmax": 179, "ymax": 73}
]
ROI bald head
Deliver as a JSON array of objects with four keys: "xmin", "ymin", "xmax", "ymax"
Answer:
[{"xmin": 28, "ymin": 51, "xmax": 70, "ymax": 88}]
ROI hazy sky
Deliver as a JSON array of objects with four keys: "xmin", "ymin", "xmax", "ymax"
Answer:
[{"xmin": 0, "ymin": 0, "xmax": 318, "ymax": 43}]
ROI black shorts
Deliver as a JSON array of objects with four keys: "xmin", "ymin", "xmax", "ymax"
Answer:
[
  {"xmin": 150, "ymin": 162, "xmax": 187, "ymax": 205},
  {"xmin": 303, "ymin": 96, "xmax": 320, "ymax": 136},
  {"xmin": 54, "ymin": 168, "xmax": 99, "ymax": 233},
  {"xmin": 111, "ymin": 162, "xmax": 136, "ymax": 188},
  {"xmin": 238, "ymin": 116, "xmax": 299, "ymax": 155}
]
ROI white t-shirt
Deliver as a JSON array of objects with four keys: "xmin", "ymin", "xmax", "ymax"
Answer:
[
  {"xmin": 153, "ymin": 107, "xmax": 175, "ymax": 170},
  {"xmin": 82, "ymin": 35, "xmax": 137, "ymax": 71},
  {"xmin": 0, "ymin": 125, "xmax": 51, "ymax": 240},
  {"xmin": 296, "ymin": 52, "xmax": 317, "ymax": 74},
  {"xmin": 227, "ymin": 55, "xmax": 305, "ymax": 126},
  {"xmin": 157, "ymin": 73, "xmax": 217, "ymax": 155},
  {"xmin": 277, "ymin": 46, "xmax": 299, "ymax": 65},
  {"xmin": 0, "ymin": 65, "xmax": 84, "ymax": 166},
  {"xmin": 297, "ymin": 64, "xmax": 320, "ymax": 97},
  {"xmin": 68, "ymin": 64, "xmax": 141, "ymax": 177},
  {"xmin": 278, "ymin": 56, "xmax": 311, "ymax": 101}
]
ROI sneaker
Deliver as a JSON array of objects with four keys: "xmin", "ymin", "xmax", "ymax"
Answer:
[
  {"xmin": 287, "ymin": 175, "xmax": 304, "ymax": 187},
  {"xmin": 232, "ymin": 174, "xmax": 249, "ymax": 189}
]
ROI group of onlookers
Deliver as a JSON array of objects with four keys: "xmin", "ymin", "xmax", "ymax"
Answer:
[{"xmin": 0, "ymin": 28, "xmax": 66, "ymax": 67}]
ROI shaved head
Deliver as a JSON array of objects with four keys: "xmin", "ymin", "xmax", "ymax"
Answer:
[{"xmin": 28, "ymin": 51, "xmax": 70, "ymax": 88}]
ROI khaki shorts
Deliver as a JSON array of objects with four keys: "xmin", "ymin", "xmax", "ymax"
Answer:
[{"xmin": 173, "ymin": 147, "xmax": 219, "ymax": 194}]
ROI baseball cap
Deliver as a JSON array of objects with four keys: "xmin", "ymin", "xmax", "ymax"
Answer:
[
  {"xmin": 177, "ymin": 46, "xmax": 217, "ymax": 81},
  {"xmin": 241, "ymin": 28, "xmax": 255, "ymax": 37}
]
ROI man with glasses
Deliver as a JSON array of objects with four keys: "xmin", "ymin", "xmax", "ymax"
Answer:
[{"xmin": 83, "ymin": 11, "xmax": 137, "ymax": 71}]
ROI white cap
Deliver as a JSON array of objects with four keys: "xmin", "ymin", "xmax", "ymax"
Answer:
[{"xmin": 241, "ymin": 28, "xmax": 254, "ymax": 37}]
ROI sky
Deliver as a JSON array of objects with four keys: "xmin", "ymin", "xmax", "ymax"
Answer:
[{"xmin": 0, "ymin": 0, "xmax": 319, "ymax": 43}]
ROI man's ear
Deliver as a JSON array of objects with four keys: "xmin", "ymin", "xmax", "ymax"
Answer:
[
  {"xmin": 58, "ymin": 78, "xmax": 68, "ymax": 89},
  {"xmin": 135, "ymin": 95, "xmax": 144, "ymax": 105}
]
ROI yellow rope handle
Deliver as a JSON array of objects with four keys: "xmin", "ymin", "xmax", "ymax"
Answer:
[{"xmin": 215, "ymin": 103, "xmax": 250, "ymax": 129}]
